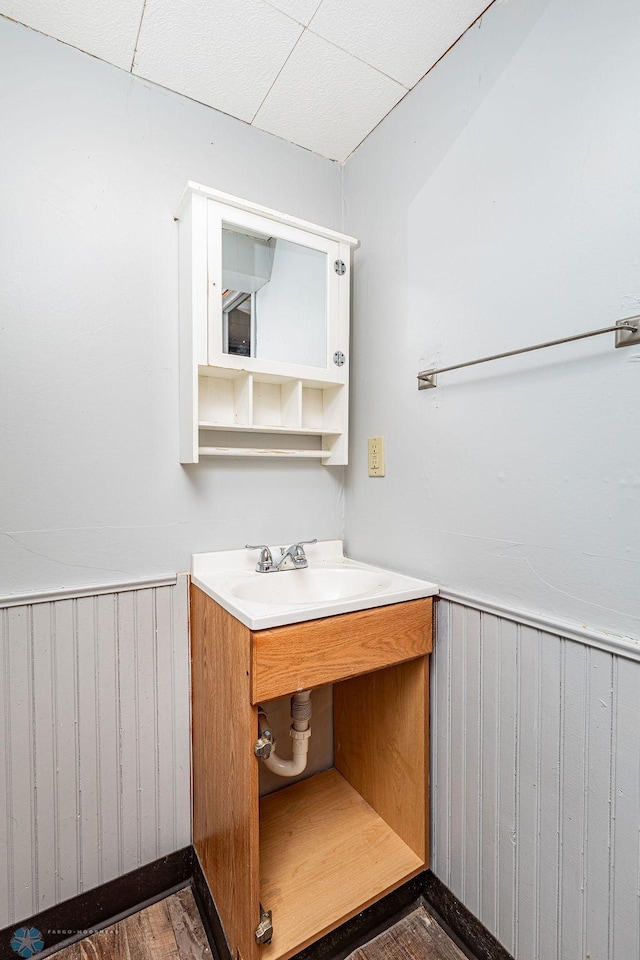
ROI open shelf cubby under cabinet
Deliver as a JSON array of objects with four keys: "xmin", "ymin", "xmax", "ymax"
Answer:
[
  {"xmin": 190, "ymin": 585, "xmax": 433, "ymax": 960},
  {"xmin": 196, "ymin": 370, "xmax": 347, "ymax": 462}
]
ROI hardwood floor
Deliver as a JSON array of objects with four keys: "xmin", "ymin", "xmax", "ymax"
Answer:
[
  {"xmin": 50, "ymin": 889, "xmax": 470, "ymax": 960},
  {"xmin": 52, "ymin": 888, "xmax": 210, "ymax": 960},
  {"xmin": 346, "ymin": 904, "xmax": 468, "ymax": 960}
]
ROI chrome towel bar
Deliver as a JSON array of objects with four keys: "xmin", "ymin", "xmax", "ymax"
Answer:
[{"xmin": 417, "ymin": 316, "xmax": 640, "ymax": 389}]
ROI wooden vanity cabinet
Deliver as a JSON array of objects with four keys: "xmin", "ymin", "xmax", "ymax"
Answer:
[{"xmin": 191, "ymin": 585, "xmax": 433, "ymax": 960}]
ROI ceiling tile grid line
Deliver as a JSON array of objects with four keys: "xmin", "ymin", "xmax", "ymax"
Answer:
[
  {"xmin": 307, "ymin": 0, "xmax": 490, "ymax": 89},
  {"xmin": 248, "ymin": 20, "xmax": 413, "ymax": 126},
  {"xmin": 0, "ymin": 0, "xmax": 146, "ymax": 71},
  {"xmin": 131, "ymin": 0, "xmax": 305, "ymax": 125},
  {"xmin": 304, "ymin": 26, "xmax": 412, "ymax": 89},
  {"xmin": 252, "ymin": 29, "xmax": 407, "ymax": 162},
  {"xmin": 130, "ymin": 0, "xmax": 148, "ymax": 72},
  {"xmin": 249, "ymin": 26, "xmax": 306, "ymax": 125},
  {"xmin": 253, "ymin": 0, "xmax": 471, "ymax": 88},
  {"xmin": 260, "ymin": 0, "xmax": 323, "ymax": 28}
]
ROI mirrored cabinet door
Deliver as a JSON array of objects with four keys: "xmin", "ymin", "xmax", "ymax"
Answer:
[{"xmin": 207, "ymin": 201, "xmax": 344, "ymax": 380}]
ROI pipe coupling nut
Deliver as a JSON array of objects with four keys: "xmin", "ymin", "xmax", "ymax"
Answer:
[{"xmin": 290, "ymin": 727, "xmax": 311, "ymax": 741}]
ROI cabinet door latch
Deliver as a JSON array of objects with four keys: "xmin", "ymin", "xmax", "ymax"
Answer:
[{"xmin": 255, "ymin": 906, "xmax": 273, "ymax": 944}]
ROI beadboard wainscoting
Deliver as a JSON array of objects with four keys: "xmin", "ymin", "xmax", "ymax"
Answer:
[
  {"xmin": 0, "ymin": 576, "xmax": 191, "ymax": 929},
  {"xmin": 432, "ymin": 598, "xmax": 640, "ymax": 960}
]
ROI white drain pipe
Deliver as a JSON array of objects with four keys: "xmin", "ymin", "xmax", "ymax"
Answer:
[{"xmin": 258, "ymin": 690, "xmax": 312, "ymax": 777}]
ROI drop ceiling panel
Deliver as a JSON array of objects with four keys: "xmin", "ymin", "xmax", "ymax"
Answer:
[
  {"xmin": 263, "ymin": 0, "xmax": 322, "ymax": 27},
  {"xmin": 309, "ymin": 0, "xmax": 489, "ymax": 88},
  {"xmin": 133, "ymin": 0, "xmax": 304, "ymax": 123},
  {"xmin": 1, "ymin": 0, "xmax": 488, "ymax": 161},
  {"xmin": 0, "ymin": 0, "xmax": 144, "ymax": 69},
  {"xmin": 253, "ymin": 31, "xmax": 406, "ymax": 162}
]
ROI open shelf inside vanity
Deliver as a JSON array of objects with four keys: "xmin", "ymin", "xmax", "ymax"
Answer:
[
  {"xmin": 257, "ymin": 654, "xmax": 429, "ymax": 960},
  {"xmin": 259, "ymin": 769, "xmax": 423, "ymax": 960}
]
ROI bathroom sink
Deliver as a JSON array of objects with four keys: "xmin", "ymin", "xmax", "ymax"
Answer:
[
  {"xmin": 230, "ymin": 567, "xmax": 390, "ymax": 605},
  {"xmin": 191, "ymin": 539, "xmax": 438, "ymax": 629}
]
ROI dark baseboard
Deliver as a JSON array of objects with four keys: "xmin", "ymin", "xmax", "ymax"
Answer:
[
  {"xmin": 190, "ymin": 852, "xmax": 231, "ymax": 960},
  {"xmin": 421, "ymin": 872, "xmax": 515, "ymax": 960},
  {"xmin": 0, "ymin": 847, "xmax": 193, "ymax": 960},
  {"xmin": 0, "ymin": 850, "xmax": 513, "ymax": 960}
]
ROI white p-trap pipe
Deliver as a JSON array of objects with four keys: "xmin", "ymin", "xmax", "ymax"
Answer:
[{"xmin": 259, "ymin": 690, "xmax": 311, "ymax": 778}]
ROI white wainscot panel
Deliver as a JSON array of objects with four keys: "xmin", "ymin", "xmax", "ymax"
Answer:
[
  {"xmin": 0, "ymin": 576, "xmax": 191, "ymax": 928},
  {"xmin": 431, "ymin": 599, "xmax": 640, "ymax": 960}
]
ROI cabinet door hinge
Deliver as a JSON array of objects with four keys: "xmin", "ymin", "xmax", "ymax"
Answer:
[{"xmin": 255, "ymin": 905, "xmax": 273, "ymax": 945}]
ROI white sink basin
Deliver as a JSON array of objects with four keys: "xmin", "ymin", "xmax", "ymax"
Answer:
[
  {"xmin": 192, "ymin": 540, "xmax": 438, "ymax": 629},
  {"xmin": 230, "ymin": 567, "xmax": 391, "ymax": 606}
]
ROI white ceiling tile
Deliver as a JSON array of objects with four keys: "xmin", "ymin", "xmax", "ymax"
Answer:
[
  {"xmin": 309, "ymin": 0, "xmax": 488, "ymax": 88},
  {"xmin": 133, "ymin": 0, "xmax": 304, "ymax": 123},
  {"xmin": 262, "ymin": 0, "xmax": 322, "ymax": 27},
  {"xmin": 0, "ymin": 0, "xmax": 144, "ymax": 69},
  {"xmin": 253, "ymin": 31, "xmax": 406, "ymax": 162}
]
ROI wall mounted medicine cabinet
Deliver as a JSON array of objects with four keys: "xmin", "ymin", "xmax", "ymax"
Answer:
[{"xmin": 176, "ymin": 183, "xmax": 358, "ymax": 465}]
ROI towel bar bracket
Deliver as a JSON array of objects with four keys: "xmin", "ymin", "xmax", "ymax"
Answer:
[{"xmin": 615, "ymin": 317, "xmax": 640, "ymax": 348}]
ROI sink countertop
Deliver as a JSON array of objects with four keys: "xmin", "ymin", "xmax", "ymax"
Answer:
[{"xmin": 191, "ymin": 539, "xmax": 439, "ymax": 629}]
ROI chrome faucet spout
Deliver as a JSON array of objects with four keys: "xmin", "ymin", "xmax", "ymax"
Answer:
[{"xmin": 275, "ymin": 539, "xmax": 318, "ymax": 572}]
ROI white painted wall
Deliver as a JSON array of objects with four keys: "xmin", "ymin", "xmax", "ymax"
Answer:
[
  {"xmin": 343, "ymin": 0, "xmax": 640, "ymax": 642},
  {"xmin": 344, "ymin": 3, "xmax": 640, "ymax": 957},
  {"xmin": 0, "ymin": 18, "xmax": 344, "ymax": 597}
]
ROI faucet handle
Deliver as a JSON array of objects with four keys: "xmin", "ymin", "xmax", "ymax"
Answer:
[
  {"xmin": 295, "ymin": 539, "xmax": 317, "ymax": 550},
  {"xmin": 246, "ymin": 544, "xmax": 274, "ymax": 572},
  {"xmin": 294, "ymin": 539, "xmax": 317, "ymax": 558},
  {"xmin": 288, "ymin": 539, "xmax": 317, "ymax": 565}
]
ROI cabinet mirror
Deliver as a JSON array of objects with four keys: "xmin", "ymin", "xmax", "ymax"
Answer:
[{"xmin": 222, "ymin": 226, "xmax": 327, "ymax": 369}]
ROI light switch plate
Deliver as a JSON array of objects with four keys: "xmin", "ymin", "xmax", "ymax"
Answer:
[{"xmin": 368, "ymin": 436, "xmax": 385, "ymax": 477}]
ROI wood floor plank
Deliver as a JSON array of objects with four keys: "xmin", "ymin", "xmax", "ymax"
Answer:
[
  {"xmin": 346, "ymin": 905, "xmax": 468, "ymax": 960},
  {"xmin": 54, "ymin": 920, "xmax": 131, "ymax": 960},
  {"xmin": 123, "ymin": 899, "xmax": 180, "ymax": 959},
  {"xmin": 50, "ymin": 890, "xmax": 209, "ymax": 960},
  {"xmin": 78, "ymin": 923, "xmax": 131, "ymax": 960},
  {"xmin": 168, "ymin": 888, "xmax": 211, "ymax": 959},
  {"xmin": 51, "ymin": 946, "xmax": 81, "ymax": 960}
]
